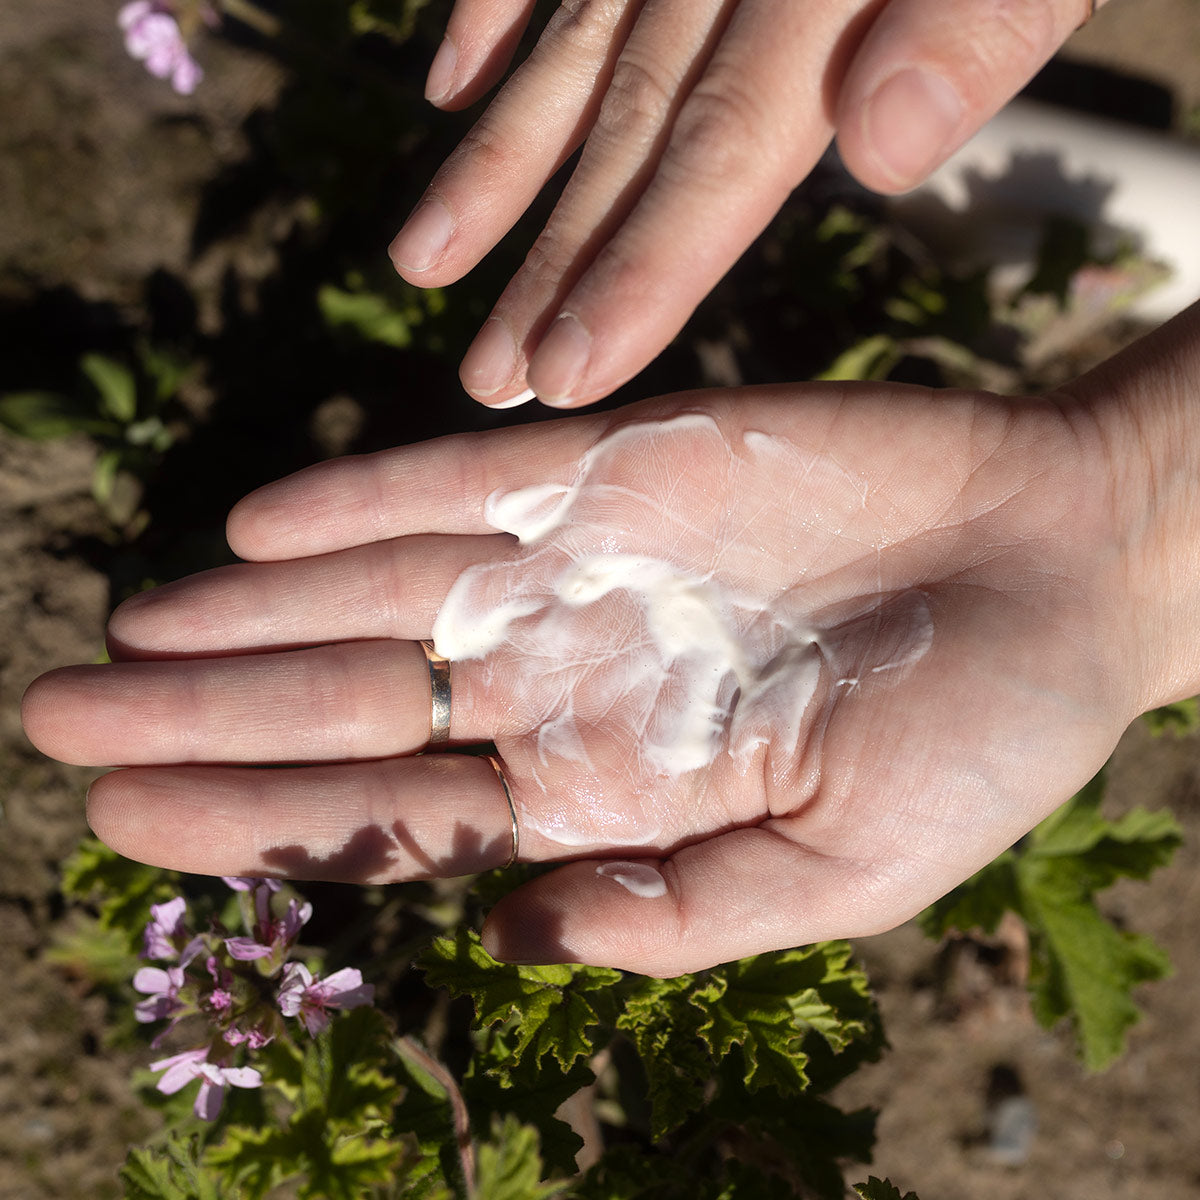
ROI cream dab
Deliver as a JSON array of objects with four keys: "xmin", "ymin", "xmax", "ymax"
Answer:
[
  {"xmin": 432, "ymin": 412, "xmax": 933, "ymax": 844},
  {"xmin": 596, "ymin": 861, "xmax": 668, "ymax": 899}
]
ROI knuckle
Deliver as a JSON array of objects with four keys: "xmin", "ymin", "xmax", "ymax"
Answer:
[
  {"xmin": 966, "ymin": 0, "xmax": 1057, "ymax": 84},
  {"xmin": 597, "ymin": 55, "xmax": 677, "ymax": 146},
  {"xmin": 445, "ymin": 118, "xmax": 511, "ymax": 186},
  {"xmin": 664, "ymin": 73, "xmax": 771, "ymax": 187},
  {"xmin": 513, "ymin": 230, "xmax": 574, "ymax": 293},
  {"xmin": 544, "ymin": 0, "xmax": 626, "ymax": 43}
]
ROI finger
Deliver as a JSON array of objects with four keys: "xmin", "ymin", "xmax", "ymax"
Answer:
[
  {"xmin": 224, "ymin": 407, "xmax": 617, "ymax": 560},
  {"xmin": 835, "ymin": 0, "xmax": 1094, "ymax": 194},
  {"xmin": 425, "ymin": 0, "xmax": 540, "ymax": 109},
  {"xmin": 389, "ymin": 0, "xmax": 642, "ymax": 292},
  {"xmin": 523, "ymin": 0, "xmax": 866, "ymax": 407},
  {"xmin": 85, "ymin": 754, "xmax": 528, "ymax": 881},
  {"xmin": 21, "ymin": 640, "xmax": 497, "ymax": 767},
  {"xmin": 458, "ymin": 0, "xmax": 733, "ymax": 404},
  {"xmin": 479, "ymin": 826, "xmax": 900, "ymax": 975},
  {"xmin": 105, "ymin": 534, "xmax": 508, "ymax": 659}
]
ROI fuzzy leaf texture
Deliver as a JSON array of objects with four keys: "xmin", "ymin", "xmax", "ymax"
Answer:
[
  {"xmin": 418, "ymin": 927, "xmax": 621, "ymax": 1072},
  {"xmin": 389, "ymin": 1044, "xmax": 462, "ymax": 1200},
  {"xmin": 60, "ymin": 836, "xmax": 180, "ymax": 939},
  {"xmin": 853, "ymin": 1178, "xmax": 921, "ymax": 1200},
  {"xmin": 1142, "ymin": 697, "xmax": 1199, "ymax": 736},
  {"xmin": 121, "ymin": 1134, "xmax": 226, "ymax": 1200},
  {"xmin": 570, "ymin": 1145, "xmax": 811, "ymax": 1200},
  {"xmin": 713, "ymin": 1086, "xmax": 877, "ymax": 1200},
  {"xmin": 920, "ymin": 772, "xmax": 1181, "ymax": 1068},
  {"xmin": 616, "ymin": 943, "xmax": 881, "ymax": 1140},
  {"xmin": 614, "ymin": 975, "xmax": 711, "ymax": 1139},
  {"xmin": 466, "ymin": 1032, "xmax": 594, "ymax": 1177},
  {"xmin": 693, "ymin": 943, "xmax": 874, "ymax": 1091},
  {"xmin": 205, "ymin": 1007, "xmax": 405, "ymax": 1199},
  {"xmin": 473, "ymin": 1115, "xmax": 567, "ymax": 1200}
]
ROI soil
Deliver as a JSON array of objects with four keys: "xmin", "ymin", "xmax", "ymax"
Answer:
[{"xmin": 1, "ymin": 1, "xmax": 1199, "ymax": 1197}]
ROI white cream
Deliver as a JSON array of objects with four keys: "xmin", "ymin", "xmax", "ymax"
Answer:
[
  {"xmin": 596, "ymin": 861, "xmax": 668, "ymax": 899},
  {"xmin": 431, "ymin": 412, "xmax": 934, "ymax": 846}
]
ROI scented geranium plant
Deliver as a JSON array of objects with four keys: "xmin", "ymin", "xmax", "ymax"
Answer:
[
  {"xmin": 52, "ymin": 767, "xmax": 1182, "ymax": 1200},
  {"xmin": 133, "ymin": 878, "xmax": 374, "ymax": 1122}
]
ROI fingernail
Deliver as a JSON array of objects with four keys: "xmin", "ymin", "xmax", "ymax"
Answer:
[
  {"xmin": 862, "ymin": 67, "xmax": 964, "ymax": 192},
  {"xmin": 490, "ymin": 386, "xmax": 537, "ymax": 409},
  {"xmin": 389, "ymin": 198, "xmax": 453, "ymax": 274},
  {"xmin": 460, "ymin": 318, "xmax": 519, "ymax": 398},
  {"xmin": 425, "ymin": 37, "xmax": 457, "ymax": 105},
  {"xmin": 528, "ymin": 313, "xmax": 590, "ymax": 405}
]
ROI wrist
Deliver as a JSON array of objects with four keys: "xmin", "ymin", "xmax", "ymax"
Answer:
[{"xmin": 1065, "ymin": 302, "xmax": 1200, "ymax": 712}]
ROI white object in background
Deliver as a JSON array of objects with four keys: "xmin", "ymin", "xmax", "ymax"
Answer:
[{"xmin": 892, "ymin": 98, "xmax": 1200, "ymax": 320}]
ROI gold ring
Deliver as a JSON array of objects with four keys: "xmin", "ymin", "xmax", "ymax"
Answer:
[
  {"xmin": 420, "ymin": 640, "xmax": 451, "ymax": 747},
  {"xmin": 486, "ymin": 756, "xmax": 519, "ymax": 868}
]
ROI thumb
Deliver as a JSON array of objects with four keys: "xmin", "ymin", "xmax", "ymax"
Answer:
[{"xmin": 834, "ymin": 0, "xmax": 1095, "ymax": 194}]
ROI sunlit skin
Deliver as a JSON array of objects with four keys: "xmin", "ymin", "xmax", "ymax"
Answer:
[
  {"xmin": 22, "ymin": 304, "xmax": 1200, "ymax": 976},
  {"xmin": 389, "ymin": 0, "xmax": 1104, "ymax": 408}
]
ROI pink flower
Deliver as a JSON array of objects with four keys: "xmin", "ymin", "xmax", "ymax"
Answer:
[
  {"xmin": 132, "ymin": 965, "xmax": 185, "ymax": 1024},
  {"xmin": 142, "ymin": 896, "xmax": 190, "ymax": 960},
  {"xmin": 278, "ymin": 964, "xmax": 374, "ymax": 1036},
  {"xmin": 226, "ymin": 896, "xmax": 311, "ymax": 962},
  {"xmin": 151, "ymin": 1048, "xmax": 262, "ymax": 1121},
  {"xmin": 117, "ymin": 1, "xmax": 203, "ymax": 95},
  {"xmin": 222, "ymin": 877, "xmax": 281, "ymax": 893},
  {"xmin": 223, "ymin": 1025, "xmax": 273, "ymax": 1049}
]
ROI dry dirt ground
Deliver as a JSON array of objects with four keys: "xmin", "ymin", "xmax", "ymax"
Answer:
[{"xmin": 2, "ymin": 2, "xmax": 1199, "ymax": 1197}]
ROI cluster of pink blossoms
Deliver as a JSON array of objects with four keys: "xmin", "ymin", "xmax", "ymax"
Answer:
[
  {"xmin": 134, "ymin": 877, "xmax": 374, "ymax": 1120},
  {"xmin": 117, "ymin": 1, "xmax": 204, "ymax": 95}
]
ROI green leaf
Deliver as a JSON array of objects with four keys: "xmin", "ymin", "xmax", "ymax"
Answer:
[
  {"xmin": 719, "ymin": 1088, "xmax": 877, "ymax": 1200},
  {"xmin": 816, "ymin": 335, "xmax": 899, "ymax": 382},
  {"xmin": 391, "ymin": 1038, "xmax": 467, "ymax": 1198},
  {"xmin": 318, "ymin": 275, "xmax": 444, "ymax": 350},
  {"xmin": 299, "ymin": 1005, "xmax": 400, "ymax": 1126},
  {"xmin": 918, "ymin": 773, "xmax": 1180, "ymax": 1069},
  {"xmin": 92, "ymin": 446, "xmax": 123, "ymax": 506},
  {"xmin": 204, "ymin": 1124, "xmax": 297, "ymax": 1199},
  {"xmin": 918, "ymin": 851, "xmax": 1018, "ymax": 939},
  {"xmin": 418, "ymin": 927, "xmax": 621, "ymax": 1072},
  {"xmin": 1021, "ymin": 215, "xmax": 1091, "ymax": 308},
  {"xmin": 44, "ymin": 912, "xmax": 141, "ymax": 991},
  {"xmin": 0, "ymin": 390, "xmax": 114, "ymax": 440},
  {"xmin": 615, "ymin": 975, "xmax": 710, "ymax": 1139},
  {"xmin": 473, "ymin": 1115, "xmax": 567, "ymax": 1200},
  {"xmin": 571, "ymin": 1144, "xmax": 807, "ymax": 1200},
  {"xmin": 695, "ymin": 944, "xmax": 876, "ymax": 1095},
  {"xmin": 853, "ymin": 1177, "xmax": 921, "ymax": 1200},
  {"xmin": 208, "ymin": 1008, "xmax": 406, "ymax": 1199},
  {"xmin": 1142, "ymin": 696, "xmax": 1200, "ymax": 736},
  {"xmin": 81, "ymin": 352, "xmax": 139, "ymax": 422},
  {"xmin": 121, "ymin": 1134, "xmax": 227, "ymax": 1200},
  {"xmin": 466, "ymin": 1037, "xmax": 594, "ymax": 1178},
  {"xmin": 60, "ymin": 836, "xmax": 180, "ymax": 943}
]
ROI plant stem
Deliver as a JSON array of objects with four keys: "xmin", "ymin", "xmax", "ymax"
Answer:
[
  {"xmin": 393, "ymin": 1036, "xmax": 475, "ymax": 1192},
  {"xmin": 221, "ymin": 0, "xmax": 282, "ymax": 39}
]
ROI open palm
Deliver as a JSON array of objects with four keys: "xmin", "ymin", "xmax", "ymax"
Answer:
[{"xmin": 23, "ymin": 382, "xmax": 1137, "ymax": 973}]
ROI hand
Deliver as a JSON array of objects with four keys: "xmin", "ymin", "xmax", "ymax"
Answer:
[
  {"xmin": 389, "ymin": 0, "xmax": 1100, "ymax": 409},
  {"xmin": 28, "ymin": 347, "xmax": 1188, "ymax": 976}
]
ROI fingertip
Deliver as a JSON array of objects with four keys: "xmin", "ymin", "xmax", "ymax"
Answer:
[
  {"xmin": 424, "ymin": 36, "xmax": 458, "ymax": 106},
  {"xmin": 460, "ymin": 317, "xmax": 522, "ymax": 402},
  {"xmin": 480, "ymin": 858, "xmax": 685, "ymax": 971},
  {"xmin": 487, "ymin": 386, "xmax": 538, "ymax": 410},
  {"xmin": 21, "ymin": 667, "xmax": 103, "ymax": 765},
  {"xmin": 389, "ymin": 198, "xmax": 455, "ymax": 278},
  {"xmin": 526, "ymin": 313, "xmax": 592, "ymax": 407},
  {"xmin": 840, "ymin": 65, "xmax": 965, "ymax": 194}
]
